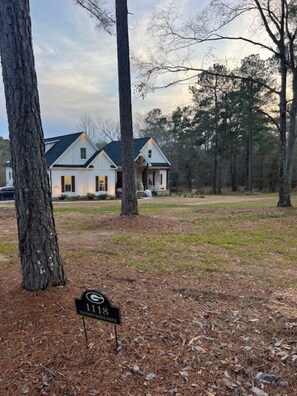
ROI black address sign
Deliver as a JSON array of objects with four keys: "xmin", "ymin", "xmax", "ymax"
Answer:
[{"xmin": 75, "ymin": 290, "xmax": 121, "ymax": 325}]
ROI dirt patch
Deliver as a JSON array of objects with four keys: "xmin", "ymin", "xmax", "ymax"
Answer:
[{"xmin": 88, "ymin": 214, "xmax": 182, "ymax": 231}]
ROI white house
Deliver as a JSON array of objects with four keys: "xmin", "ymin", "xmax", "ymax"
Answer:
[{"xmin": 6, "ymin": 132, "xmax": 171, "ymax": 198}]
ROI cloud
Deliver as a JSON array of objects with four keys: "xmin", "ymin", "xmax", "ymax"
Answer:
[{"xmin": 29, "ymin": 2, "xmax": 120, "ymax": 136}]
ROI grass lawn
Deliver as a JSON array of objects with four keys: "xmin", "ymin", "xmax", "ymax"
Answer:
[{"xmin": 52, "ymin": 193, "xmax": 297, "ymax": 287}]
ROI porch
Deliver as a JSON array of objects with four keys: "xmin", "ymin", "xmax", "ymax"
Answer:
[{"xmin": 116, "ymin": 167, "xmax": 170, "ymax": 196}]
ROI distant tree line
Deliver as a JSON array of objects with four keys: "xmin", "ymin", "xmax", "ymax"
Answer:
[{"xmin": 139, "ymin": 55, "xmax": 295, "ymax": 194}]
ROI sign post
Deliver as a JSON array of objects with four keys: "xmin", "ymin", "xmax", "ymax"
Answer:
[{"xmin": 75, "ymin": 290, "xmax": 121, "ymax": 351}]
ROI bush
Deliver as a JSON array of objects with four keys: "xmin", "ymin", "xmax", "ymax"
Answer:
[
  {"xmin": 98, "ymin": 194, "xmax": 108, "ymax": 200},
  {"xmin": 87, "ymin": 192, "xmax": 95, "ymax": 200},
  {"xmin": 116, "ymin": 189, "xmax": 122, "ymax": 199}
]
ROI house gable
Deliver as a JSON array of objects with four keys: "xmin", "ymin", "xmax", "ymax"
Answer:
[
  {"xmin": 45, "ymin": 132, "xmax": 99, "ymax": 168},
  {"xmin": 87, "ymin": 150, "xmax": 117, "ymax": 171},
  {"xmin": 102, "ymin": 137, "xmax": 170, "ymax": 168},
  {"xmin": 140, "ymin": 138, "xmax": 171, "ymax": 168}
]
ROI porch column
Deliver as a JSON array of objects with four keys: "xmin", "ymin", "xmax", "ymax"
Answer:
[
  {"xmin": 143, "ymin": 165, "xmax": 149, "ymax": 190},
  {"xmin": 166, "ymin": 169, "xmax": 169, "ymax": 191}
]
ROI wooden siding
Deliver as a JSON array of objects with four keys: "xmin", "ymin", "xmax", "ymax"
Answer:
[{"xmin": 55, "ymin": 134, "xmax": 97, "ymax": 165}]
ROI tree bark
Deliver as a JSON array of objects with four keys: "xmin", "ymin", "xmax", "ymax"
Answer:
[
  {"xmin": 217, "ymin": 152, "xmax": 222, "ymax": 195},
  {"xmin": 247, "ymin": 110, "xmax": 253, "ymax": 194},
  {"xmin": 212, "ymin": 76, "xmax": 219, "ymax": 194},
  {"xmin": 0, "ymin": 0, "xmax": 67, "ymax": 290},
  {"xmin": 277, "ymin": 52, "xmax": 290, "ymax": 207},
  {"xmin": 230, "ymin": 151, "xmax": 237, "ymax": 192},
  {"xmin": 115, "ymin": 0, "xmax": 138, "ymax": 215},
  {"xmin": 283, "ymin": 68, "xmax": 297, "ymax": 202}
]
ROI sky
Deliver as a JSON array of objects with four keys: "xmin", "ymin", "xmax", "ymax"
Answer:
[{"xmin": 0, "ymin": 0, "xmax": 263, "ymax": 140}]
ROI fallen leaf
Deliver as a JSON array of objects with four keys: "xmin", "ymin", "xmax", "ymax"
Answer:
[
  {"xmin": 251, "ymin": 386, "xmax": 268, "ymax": 396},
  {"xmin": 179, "ymin": 371, "xmax": 189, "ymax": 382},
  {"xmin": 145, "ymin": 373, "xmax": 156, "ymax": 381}
]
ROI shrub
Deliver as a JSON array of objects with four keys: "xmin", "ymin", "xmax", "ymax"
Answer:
[
  {"xmin": 87, "ymin": 192, "xmax": 95, "ymax": 200},
  {"xmin": 98, "ymin": 194, "xmax": 108, "ymax": 200}
]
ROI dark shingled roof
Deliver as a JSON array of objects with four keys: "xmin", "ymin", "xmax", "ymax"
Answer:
[
  {"xmin": 45, "ymin": 132, "xmax": 83, "ymax": 167},
  {"xmin": 7, "ymin": 133, "xmax": 171, "ymax": 169},
  {"xmin": 102, "ymin": 137, "xmax": 152, "ymax": 166},
  {"xmin": 84, "ymin": 149, "xmax": 102, "ymax": 167}
]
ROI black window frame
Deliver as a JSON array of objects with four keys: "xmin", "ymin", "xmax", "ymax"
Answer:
[{"xmin": 80, "ymin": 147, "xmax": 87, "ymax": 160}]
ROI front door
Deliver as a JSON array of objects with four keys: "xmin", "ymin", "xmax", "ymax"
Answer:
[{"xmin": 142, "ymin": 166, "xmax": 148, "ymax": 190}]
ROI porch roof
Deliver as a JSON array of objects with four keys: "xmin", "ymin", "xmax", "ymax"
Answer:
[{"xmin": 149, "ymin": 162, "xmax": 171, "ymax": 169}]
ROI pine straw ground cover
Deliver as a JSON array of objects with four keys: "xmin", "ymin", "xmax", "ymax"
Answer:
[{"xmin": 0, "ymin": 194, "xmax": 297, "ymax": 396}]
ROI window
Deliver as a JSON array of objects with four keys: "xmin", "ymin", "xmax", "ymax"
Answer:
[
  {"xmin": 64, "ymin": 176, "xmax": 72, "ymax": 192},
  {"xmin": 96, "ymin": 176, "xmax": 108, "ymax": 192},
  {"xmin": 160, "ymin": 173, "xmax": 163, "ymax": 185},
  {"xmin": 61, "ymin": 176, "xmax": 75, "ymax": 192},
  {"xmin": 148, "ymin": 149, "xmax": 152, "ymax": 158},
  {"xmin": 8, "ymin": 172, "xmax": 12, "ymax": 180},
  {"xmin": 80, "ymin": 147, "xmax": 86, "ymax": 159},
  {"xmin": 148, "ymin": 171, "xmax": 155, "ymax": 186}
]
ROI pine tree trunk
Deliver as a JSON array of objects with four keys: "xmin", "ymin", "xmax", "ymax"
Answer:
[
  {"xmin": 247, "ymin": 122, "xmax": 253, "ymax": 193},
  {"xmin": 284, "ymin": 68, "xmax": 297, "ymax": 201},
  {"xmin": 247, "ymin": 96, "xmax": 254, "ymax": 194},
  {"xmin": 245, "ymin": 84, "xmax": 254, "ymax": 194},
  {"xmin": 115, "ymin": 0, "xmax": 138, "ymax": 215},
  {"xmin": 217, "ymin": 153, "xmax": 222, "ymax": 195},
  {"xmin": 258, "ymin": 159, "xmax": 263, "ymax": 191},
  {"xmin": 277, "ymin": 46, "xmax": 291, "ymax": 207},
  {"xmin": 212, "ymin": 80, "xmax": 219, "ymax": 195},
  {"xmin": 212, "ymin": 149, "xmax": 218, "ymax": 194},
  {"xmin": 230, "ymin": 151, "xmax": 237, "ymax": 192},
  {"xmin": 0, "ymin": 0, "xmax": 67, "ymax": 290}
]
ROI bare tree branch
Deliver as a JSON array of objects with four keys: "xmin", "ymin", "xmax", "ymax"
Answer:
[
  {"xmin": 192, "ymin": 34, "xmax": 279, "ymax": 56},
  {"xmin": 136, "ymin": 60, "xmax": 280, "ymax": 96},
  {"xmin": 96, "ymin": 118, "xmax": 120, "ymax": 142},
  {"xmin": 253, "ymin": 0, "xmax": 280, "ymax": 46},
  {"xmin": 74, "ymin": 0, "xmax": 115, "ymax": 34},
  {"xmin": 255, "ymin": 107, "xmax": 281, "ymax": 132},
  {"xmin": 265, "ymin": 0, "xmax": 282, "ymax": 32}
]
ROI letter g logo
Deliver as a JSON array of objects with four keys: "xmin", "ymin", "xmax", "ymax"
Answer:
[{"xmin": 86, "ymin": 291, "xmax": 105, "ymax": 304}]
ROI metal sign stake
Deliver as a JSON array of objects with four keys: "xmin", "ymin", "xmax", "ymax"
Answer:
[
  {"xmin": 82, "ymin": 317, "xmax": 88, "ymax": 346},
  {"xmin": 114, "ymin": 325, "xmax": 119, "ymax": 353},
  {"xmin": 75, "ymin": 290, "xmax": 121, "ymax": 352}
]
